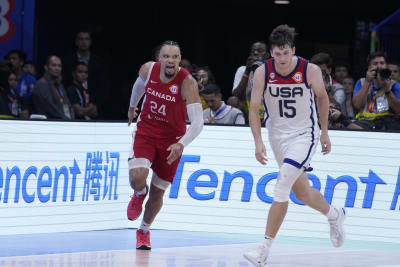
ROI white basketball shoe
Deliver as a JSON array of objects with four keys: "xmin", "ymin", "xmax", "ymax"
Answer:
[
  {"xmin": 243, "ymin": 243, "xmax": 269, "ymax": 266},
  {"xmin": 329, "ymin": 207, "xmax": 346, "ymax": 247}
]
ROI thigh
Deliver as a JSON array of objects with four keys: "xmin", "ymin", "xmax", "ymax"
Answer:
[
  {"xmin": 131, "ymin": 132, "xmax": 156, "ymax": 163},
  {"xmin": 151, "ymin": 139, "xmax": 182, "ymax": 183},
  {"xmin": 268, "ymin": 132, "xmax": 284, "ymax": 167},
  {"xmin": 282, "ymin": 131, "xmax": 318, "ymax": 170}
]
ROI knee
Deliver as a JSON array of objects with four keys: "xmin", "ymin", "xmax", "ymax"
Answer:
[
  {"xmin": 274, "ymin": 183, "xmax": 291, "ymax": 202},
  {"xmin": 129, "ymin": 168, "xmax": 148, "ymax": 187},
  {"xmin": 274, "ymin": 164, "xmax": 300, "ymax": 202}
]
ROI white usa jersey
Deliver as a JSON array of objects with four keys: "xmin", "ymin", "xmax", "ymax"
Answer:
[{"xmin": 263, "ymin": 56, "xmax": 319, "ymax": 134}]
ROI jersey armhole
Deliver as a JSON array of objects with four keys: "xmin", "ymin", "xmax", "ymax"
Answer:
[
  {"xmin": 263, "ymin": 61, "xmax": 269, "ymax": 94},
  {"xmin": 144, "ymin": 62, "xmax": 156, "ymax": 85},
  {"xmin": 303, "ymin": 60, "xmax": 311, "ymax": 89}
]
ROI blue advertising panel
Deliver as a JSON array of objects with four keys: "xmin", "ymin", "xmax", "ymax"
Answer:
[{"xmin": 0, "ymin": 0, "xmax": 35, "ymax": 60}]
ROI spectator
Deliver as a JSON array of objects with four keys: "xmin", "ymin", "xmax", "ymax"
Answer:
[
  {"xmin": 202, "ymin": 83, "xmax": 245, "ymax": 125},
  {"xmin": 352, "ymin": 51, "xmax": 400, "ymax": 130},
  {"xmin": 22, "ymin": 61, "xmax": 38, "ymax": 78},
  {"xmin": 388, "ymin": 61, "xmax": 400, "ymax": 82},
  {"xmin": 32, "ymin": 55, "xmax": 74, "ymax": 120},
  {"xmin": 196, "ymin": 66, "xmax": 216, "ymax": 109},
  {"xmin": 227, "ymin": 95, "xmax": 246, "ymax": 118},
  {"xmin": 8, "ymin": 72, "xmax": 29, "ymax": 118},
  {"xmin": 0, "ymin": 68, "xmax": 13, "ymax": 117},
  {"xmin": 342, "ymin": 76, "xmax": 356, "ymax": 118},
  {"xmin": 311, "ymin": 52, "xmax": 346, "ymax": 112},
  {"xmin": 232, "ymin": 41, "xmax": 268, "ymax": 123},
  {"xmin": 333, "ymin": 61, "xmax": 350, "ymax": 84},
  {"xmin": 322, "ymin": 70, "xmax": 360, "ymax": 129},
  {"xmin": 180, "ymin": 58, "xmax": 193, "ymax": 73},
  {"xmin": 321, "ymin": 70, "xmax": 338, "ymax": 105},
  {"xmin": 66, "ymin": 62, "xmax": 98, "ymax": 120},
  {"xmin": 4, "ymin": 50, "xmax": 36, "ymax": 101},
  {"xmin": 63, "ymin": 29, "xmax": 109, "ymax": 118}
]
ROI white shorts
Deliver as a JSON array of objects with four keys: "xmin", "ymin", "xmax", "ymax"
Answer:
[{"xmin": 269, "ymin": 128, "xmax": 319, "ymax": 171}]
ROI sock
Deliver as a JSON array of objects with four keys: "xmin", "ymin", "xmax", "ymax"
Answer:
[
  {"xmin": 326, "ymin": 206, "xmax": 338, "ymax": 220},
  {"xmin": 264, "ymin": 235, "xmax": 274, "ymax": 248},
  {"xmin": 139, "ymin": 220, "xmax": 151, "ymax": 233},
  {"xmin": 136, "ymin": 186, "xmax": 147, "ymax": 197}
]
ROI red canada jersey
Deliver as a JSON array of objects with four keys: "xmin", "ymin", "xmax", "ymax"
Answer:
[{"xmin": 136, "ymin": 62, "xmax": 189, "ymax": 139}]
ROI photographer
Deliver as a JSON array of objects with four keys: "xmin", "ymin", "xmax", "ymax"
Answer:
[
  {"xmin": 352, "ymin": 51, "xmax": 400, "ymax": 130},
  {"xmin": 195, "ymin": 66, "xmax": 216, "ymax": 110},
  {"xmin": 232, "ymin": 41, "xmax": 268, "ymax": 123}
]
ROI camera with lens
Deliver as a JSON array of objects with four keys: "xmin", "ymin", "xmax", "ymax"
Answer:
[
  {"xmin": 251, "ymin": 60, "xmax": 264, "ymax": 72},
  {"xmin": 374, "ymin": 68, "xmax": 392, "ymax": 80}
]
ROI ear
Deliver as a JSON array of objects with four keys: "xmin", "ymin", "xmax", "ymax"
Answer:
[
  {"xmin": 292, "ymin": 46, "xmax": 296, "ymax": 55},
  {"xmin": 44, "ymin": 65, "xmax": 48, "ymax": 72}
]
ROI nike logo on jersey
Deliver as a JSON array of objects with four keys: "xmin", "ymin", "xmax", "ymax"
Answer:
[
  {"xmin": 150, "ymin": 80, "xmax": 158, "ymax": 84},
  {"xmin": 176, "ymin": 136, "xmax": 182, "ymax": 139},
  {"xmin": 268, "ymin": 79, "xmax": 277, "ymax": 83}
]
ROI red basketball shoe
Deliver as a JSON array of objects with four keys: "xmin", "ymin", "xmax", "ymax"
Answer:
[
  {"xmin": 136, "ymin": 229, "xmax": 151, "ymax": 250},
  {"xmin": 127, "ymin": 185, "xmax": 148, "ymax": 221}
]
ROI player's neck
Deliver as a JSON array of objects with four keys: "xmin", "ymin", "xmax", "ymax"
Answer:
[
  {"xmin": 160, "ymin": 71, "xmax": 179, "ymax": 84},
  {"xmin": 275, "ymin": 56, "xmax": 297, "ymax": 76}
]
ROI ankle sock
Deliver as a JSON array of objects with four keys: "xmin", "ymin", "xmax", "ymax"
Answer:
[
  {"xmin": 136, "ymin": 186, "xmax": 147, "ymax": 196},
  {"xmin": 326, "ymin": 206, "xmax": 339, "ymax": 220},
  {"xmin": 139, "ymin": 220, "xmax": 151, "ymax": 233},
  {"xmin": 264, "ymin": 235, "xmax": 274, "ymax": 248}
]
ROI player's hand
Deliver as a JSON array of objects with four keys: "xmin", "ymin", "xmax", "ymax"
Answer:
[
  {"xmin": 128, "ymin": 107, "xmax": 138, "ymax": 126},
  {"xmin": 320, "ymin": 132, "xmax": 331, "ymax": 155},
  {"xmin": 255, "ymin": 142, "xmax": 267, "ymax": 165},
  {"xmin": 166, "ymin": 143, "xmax": 184, "ymax": 165}
]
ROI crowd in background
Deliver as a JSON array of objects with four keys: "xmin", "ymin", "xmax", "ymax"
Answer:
[{"xmin": 1, "ymin": 30, "xmax": 400, "ymax": 131}]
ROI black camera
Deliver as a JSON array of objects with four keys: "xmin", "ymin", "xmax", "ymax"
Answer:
[
  {"xmin": 251, "ymin": 60, "xmax": 264, "ymax": 72},
  {"xmin": 375, "ymin": 68, "xmax": 392, "ymax": 80}
]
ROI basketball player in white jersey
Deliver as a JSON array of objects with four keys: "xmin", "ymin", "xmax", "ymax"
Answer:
[{"xmin": 243, "ymin": 25, "xmax": 346, "ymax": 266}]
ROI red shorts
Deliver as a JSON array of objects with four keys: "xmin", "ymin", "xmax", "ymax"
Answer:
[{"xmin": 132, "ymin": 133, "xmax": 182, "ymax": 183}]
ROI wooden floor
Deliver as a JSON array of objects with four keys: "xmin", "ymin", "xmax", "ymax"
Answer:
[{"xmin": 0, "ymin": 229, "xmax": 399, "ymax": 267}]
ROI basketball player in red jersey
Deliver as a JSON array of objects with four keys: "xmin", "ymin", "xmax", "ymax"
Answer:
[{"xmin": 126, "ymin": 41, "xmax": 203, "ymax": 250}]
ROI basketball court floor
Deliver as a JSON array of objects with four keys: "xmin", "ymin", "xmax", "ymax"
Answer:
[{"xmin": 0, "ymin": 229, "xmax": 399, "ymax": 267}]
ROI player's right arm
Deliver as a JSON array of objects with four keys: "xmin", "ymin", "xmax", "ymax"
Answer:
[
  {"xmin": 307, "ymin": 63, "xmax": 331, "ymax": 155},
  {"xmin": 128, "ymin": 61, "xmax": 153, "ymax": 126},
  {"xmin": 249, "ymin": 64, "xmax": 267, "ymax": 165}
]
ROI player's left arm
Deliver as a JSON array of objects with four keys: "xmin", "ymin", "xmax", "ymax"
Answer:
[
  {"xmin": 166, "ymin": 75, "xmax": 204, "ymax": 165},
  {"xmin": 307, "ymin": 63, "xmax": 331, "ymax": 155}
]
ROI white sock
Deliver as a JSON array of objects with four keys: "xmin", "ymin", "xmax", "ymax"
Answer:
[
  {"xmin": 139, "ymin": 220, "xmax": 151, "ymax": 233},
  {"xmin": 326, "ymin": 206, "xmax": 338, "ymax": 220},
  {"xmin": 264, "ymin": 235, "xmax": 274, "ymax": 248},
  {"xmin": 136, "ymin": 186, "xmax": 147, "ymax": 196}
]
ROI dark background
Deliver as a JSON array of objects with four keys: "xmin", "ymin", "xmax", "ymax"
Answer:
[{"xmin": 34, "ymin": 0, "xmax": 399, "ymax": 119}]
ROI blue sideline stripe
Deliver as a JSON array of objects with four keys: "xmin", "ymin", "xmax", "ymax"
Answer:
[{"xmin": 283, "ymin": 158, "xmax": 302, "ymax": 169}]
